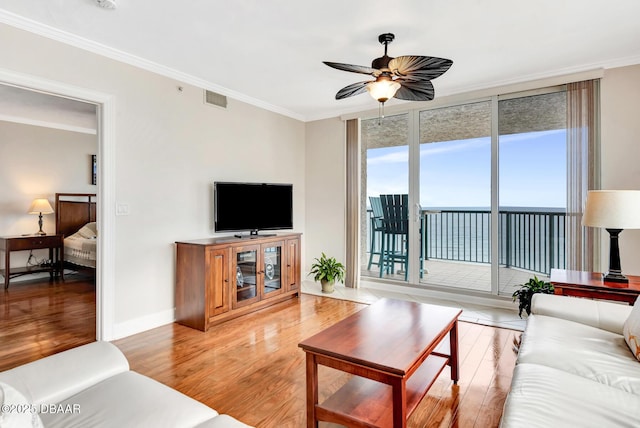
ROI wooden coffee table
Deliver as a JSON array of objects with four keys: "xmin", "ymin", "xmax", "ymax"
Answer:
[{"xmin": 298, "ymin": 298, "xmax": 462, "ymax": 428}]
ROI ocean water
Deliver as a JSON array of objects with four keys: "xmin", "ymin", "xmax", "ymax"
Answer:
[{"xmin": 368, "ymin": 206, "xmax": 566, "ymax": 275}]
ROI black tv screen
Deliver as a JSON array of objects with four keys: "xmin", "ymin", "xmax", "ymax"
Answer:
[{"xmin": 214, "ymin": 182, "xmax": 293, "ymax": 234}]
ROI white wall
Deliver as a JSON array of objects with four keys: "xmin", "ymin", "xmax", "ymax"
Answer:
[
  {"xmin": 304, "ymin": 118, "xmax": 345, "ymax": 271},
  {"xmin": 0, "ymin": 121, "xmax": 97, "ymax": 267},
  {"xmin": 0, "ymin": 23, "xmax": 306, "ymax": 337},
  {"xmin": 600, "ymin": 64, "xmax": 640, "ymax": 275}
]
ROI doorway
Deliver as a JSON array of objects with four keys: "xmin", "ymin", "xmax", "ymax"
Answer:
[{"xmin": 0, "ymin": 68, "xmax": 116, "ymax": 340}]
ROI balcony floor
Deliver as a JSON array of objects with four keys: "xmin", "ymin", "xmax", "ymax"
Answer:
[
  {"xmin": 362, "ymin": 258, "xmax": 548, "ymax": 296},
  {"xmin": 423, "ymin": 259, "xmax": 547, "ymax": 295}
]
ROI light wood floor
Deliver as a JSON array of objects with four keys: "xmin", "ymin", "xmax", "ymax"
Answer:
[
  {"xmin": 0, "ymin": 275, "xmax": 96, "ymax": 371},
  {"xmin": 1, "ymin": 279, "xmax": 518, "ymax": 427}
]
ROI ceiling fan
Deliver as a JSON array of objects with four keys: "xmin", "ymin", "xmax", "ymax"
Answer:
[{"xmin": 324, "ymin": 33, "xmax": 453, "ymax": 111}]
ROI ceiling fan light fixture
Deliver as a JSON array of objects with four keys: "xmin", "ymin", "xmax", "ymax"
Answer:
[
  {"xmin": 96, "ymin": 0, "xmax": 117, "ymax": 9},
  {"xmin": 323, "ymin": 32, "xmax": 452, "ymax": 112},
  {"xmin": 366, "ymin": 77, "xmax": 401, "ymax": 103}
]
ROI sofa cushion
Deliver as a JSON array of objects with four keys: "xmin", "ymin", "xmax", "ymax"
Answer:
[
  {"xmin": 518, "ymin": 314, "xmax": 640, "ymax": 394},
  {"xmin": 623, "ymin": 296, "xmax": 640, "ymax": 361},
  {"xmin": 532, "ymin": 293, "xmax": 632, "ymax": 334},
  {"xmin": 500, "ymin": 363, "xmax": 640, "ymax": 427},
  {"xmin": 39, "ymin": 371, "xmax": 219, "ymax": 428},
  {"xmin": 194, "ymin": 414, "xmax": 254, "ymax": 428},
  {"xmin": 0, "ymin": 342, "xmax": 129, "ymax": 405},
  {"xmin": 0, "ymin": 381, "xmax": 44, "ymax": 428}
]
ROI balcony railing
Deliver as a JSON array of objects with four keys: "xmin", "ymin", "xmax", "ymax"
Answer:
[{"xmin": 366, "ymin": 208, "xmax": 566, "ymax": 276}]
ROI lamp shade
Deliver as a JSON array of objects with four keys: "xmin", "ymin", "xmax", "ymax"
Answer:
[
  {"xmin": 583, "ymin": 190, "xmax": 640, "ymax": 229},
  {"xmin": 28, "ymin": 198, "xmax": 54, "ymax": 215},
  {"xmin": 366, "ymin": 77, "xmax": 401, "ymax": 103}
]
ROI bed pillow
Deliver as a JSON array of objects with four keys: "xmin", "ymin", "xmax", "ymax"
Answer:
[
  {"xmin": 0, "ymin": 381, "xmax": 44, "ymax": 428},
  {"xmin": 77, "ymin": 222, "xmax": 97, "ymax": 239},
  {"xmin": 623, "ymin": 295, "xmax": 640, "ymax": 361}
]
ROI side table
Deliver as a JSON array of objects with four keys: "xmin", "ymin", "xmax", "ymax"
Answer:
[
  {"xmin": 0, "ymin": 234, "xmax": 64, "ymax": 289},
  {"xmin": 550, "ymin": 268, "xmax": 640, "ymax": 305}
]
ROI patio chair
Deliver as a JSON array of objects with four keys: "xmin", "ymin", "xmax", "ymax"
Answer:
[
  {"xmin": 367, "ymin": 196, "xmax": 384, "ymax": 270},
  {"xmin": 379, "ymin": 194, "xmax": 410, "ymax": 280}
]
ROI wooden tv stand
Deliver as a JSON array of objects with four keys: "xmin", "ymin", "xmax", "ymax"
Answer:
[{"xmin": 175, "ymin": 233, "xmax": 301, "ymax": 331}]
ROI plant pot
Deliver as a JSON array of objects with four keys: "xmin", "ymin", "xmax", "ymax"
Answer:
[{"xmin": 321, "ymin": 279, "xmax": 335, "ymax": 294}]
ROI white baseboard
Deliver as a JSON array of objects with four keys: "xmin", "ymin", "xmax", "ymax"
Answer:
[{"xmin": 110, "ymin": 309, "xmax": 175, "ymax": 340}]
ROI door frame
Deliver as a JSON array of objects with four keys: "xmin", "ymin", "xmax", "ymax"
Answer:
[{"xmin": 0, "ymin": 66, "xmax": 116, "ymax": 340}]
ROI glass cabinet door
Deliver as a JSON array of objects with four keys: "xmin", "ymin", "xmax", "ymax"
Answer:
[
  {"xmin": 262, "ymin": 244, "xmax": 282, "ymax": 296},
  {"xmin": 235, "ymin": 247, "xmax": 258, "ymax": 304}
]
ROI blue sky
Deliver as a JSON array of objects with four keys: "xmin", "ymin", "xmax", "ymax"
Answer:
[{"xmin": 367, "ymin": 129, "xmax": 566, "ymax": 208}]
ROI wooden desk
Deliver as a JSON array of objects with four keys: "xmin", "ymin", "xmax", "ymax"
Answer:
[
  {"xmin": 550, "ymin": 268, "xmax": 640, "ymax": 305},
  {"xmin": 0, "ymin": 234, "xmax": 64, "ymax": 289},
  {"xmin": 298, "ymin": 298, "xmax": 462, "ymax": 428}
]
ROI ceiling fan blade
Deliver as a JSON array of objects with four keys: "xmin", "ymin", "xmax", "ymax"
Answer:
[
  {"xmin": 323, "ymin": 61, "xmax": 379, "ymax": 76},
  {"xmin": 394, "ymin": 80, "xmax": 435, "ymax": 101},
  {"xmin": 389, "ymin": 56, "xmax": 453, "ymax": 81},
  {"xmin": 335, "ymin": 81, "xmax": 370, "ymax": 100}
]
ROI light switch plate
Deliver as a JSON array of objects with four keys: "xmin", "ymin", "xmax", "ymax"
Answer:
[{"xmin": 116, "ymin": 202, "xmax": 130, "ymax": 216}]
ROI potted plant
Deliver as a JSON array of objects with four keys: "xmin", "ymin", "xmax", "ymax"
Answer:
[
  {"xmin": 512, "ymin": 275, "xmax": 554, "ymax": 318},
  {"xmin": 309, "ymin": 252, "xmax": 346, "ymax": 294}
]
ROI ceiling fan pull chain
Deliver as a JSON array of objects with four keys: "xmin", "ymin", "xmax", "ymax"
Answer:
[{"xmin": 378, "ymin": 102, "xmax": 385, "ymax": 125}]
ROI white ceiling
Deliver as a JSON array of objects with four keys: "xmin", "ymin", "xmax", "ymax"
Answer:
[{"xmin": 1, "ymin": 0, "xmax": 640, "ymax": 123}]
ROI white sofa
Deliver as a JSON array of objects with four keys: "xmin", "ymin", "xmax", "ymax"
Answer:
[
  {"xmin": 0, "ymin": 341, "xmax": 252, "ymax": 428},
  {"xmin": 500, "ymin": 293, "xmax": 640, "ymax": 427}
]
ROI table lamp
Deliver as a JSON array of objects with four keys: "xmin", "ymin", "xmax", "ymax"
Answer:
[
  {"xmin": 28, "ymin": 198, "xmax": 54, "ymax": 235},
  {"xmin": 582, "ymin": 190, "xmax": 640, "ymax": 283}
]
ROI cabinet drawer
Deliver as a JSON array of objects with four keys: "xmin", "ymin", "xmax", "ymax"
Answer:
[{"xmin": 9, "ymin": 236, "xmax": 61, "ymax": 251}]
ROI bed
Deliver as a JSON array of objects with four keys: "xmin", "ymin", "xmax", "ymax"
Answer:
[{"xmin": 55, "ymin": 193, "xmax": 97, "ymax": 271}]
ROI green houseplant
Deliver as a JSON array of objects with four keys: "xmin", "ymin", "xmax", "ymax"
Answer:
[
  {"xmin": 512, "ymin": 276, "xmax": 554, "ymax": 318},
  {"xmin": 309, "ymin": 252, "xmax": 346, "ymax": 294}
]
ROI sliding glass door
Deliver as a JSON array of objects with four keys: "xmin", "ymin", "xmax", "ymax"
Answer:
[
  {"xmin": 361, "ymin": 113, "xmax": 409, "ymax": 282},
  {"xmin": 418, "ymin": 102, "xmax": 492, "ymax": 291},
  {"xmin": 497, "ymin": 91, "xmax": 567, "ymax": 294},
  {"xmin": 360, "ymin": 87, "xmax": 573, "ymax": 298}
]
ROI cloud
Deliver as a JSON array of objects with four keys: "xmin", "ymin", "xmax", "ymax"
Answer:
[
  {"xmin": 418, "ymin": 129, "xmax": 565, "ymax": 157},
  {"xmin": 420, "ymin": 137, "xmax": 490, "ymax": 157},
  {"xmin": 499, "ymin": 129, "xmax": 564, "ymax": 145},
  {"xmin": 367, "ymin": 148, "xmax": 408, "ymax": 165}
]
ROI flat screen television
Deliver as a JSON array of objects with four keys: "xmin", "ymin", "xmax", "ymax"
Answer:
[{"xmin": 214, "ymin": 182, "xmax": 293, "ymax": 235}]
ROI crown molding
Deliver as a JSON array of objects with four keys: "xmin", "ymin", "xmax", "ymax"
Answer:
[
  {"xmin": 0, "ymin": 10, "xmax": 306, "ymax": 122},
  {"xmin": 3, "ymin": 9, "xmax": 640, "ymax": 124}
]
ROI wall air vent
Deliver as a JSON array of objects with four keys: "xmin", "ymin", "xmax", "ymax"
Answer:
[{"xmin": 204, "ymin": 90, "xmax": 228, "ymax": 109}]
